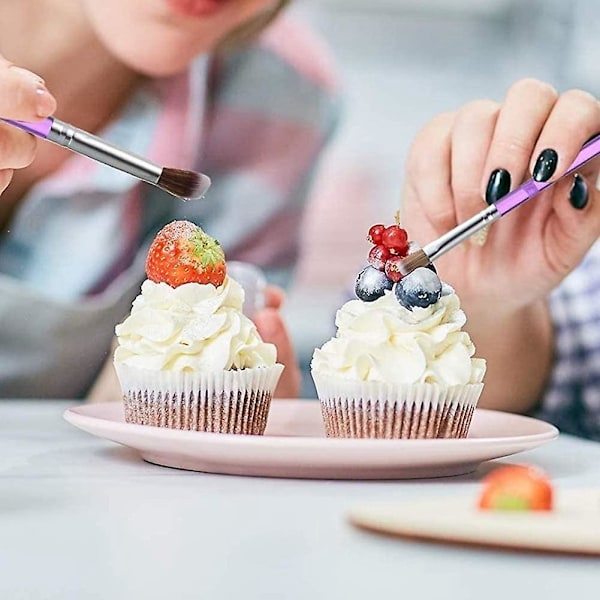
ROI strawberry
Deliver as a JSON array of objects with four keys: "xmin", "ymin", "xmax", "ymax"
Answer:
[
  {"xmin": 478, "ymin": 464, "xmax": 553, "ymax": 511},
  {"xmin": 145, "ymin": 220, "xmax": 226, "ymax": 287}
]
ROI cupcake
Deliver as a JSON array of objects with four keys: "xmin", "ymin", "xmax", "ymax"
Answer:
[
  {"xmin": 113, "ymin": 220, "xmax": 283, "ymax": 434},
  {"xmin": 311, "ymin": 220, "xmax": 486, "ymax": 439}
]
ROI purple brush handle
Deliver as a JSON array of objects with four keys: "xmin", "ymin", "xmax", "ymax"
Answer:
[
  {"xmin": 496, "ymin": 133, "xmax": 600, "ymax": 216},
  {"xmin": 2, "ymin": 117, "xmax": 54, "ymax": 138}
]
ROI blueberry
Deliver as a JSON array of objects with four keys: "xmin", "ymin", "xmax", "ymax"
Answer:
[
  {"xmin": 355, "ymin": 266, "xmax": 393, "ymax": 302},
  {"xmin": 395, "ymin": 267, "xmax": 442, "ymax": 310}
]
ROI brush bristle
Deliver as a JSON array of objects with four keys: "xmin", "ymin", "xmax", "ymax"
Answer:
[
  {"xmin": 157, "ymin": 168, "xmax": 211, "ymax": 200},
  {"xmin": 399, "ymin": 248, "xmax": 431, "ymax": 276}
]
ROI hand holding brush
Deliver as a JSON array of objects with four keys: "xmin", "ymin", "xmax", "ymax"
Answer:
[
  {"xmin": 0, "ymin": 64, "xmax": 210, "ymax": 202},
  {"xmin": 401, "ymin": 81, "xmax": 600, "ymax": 305},
  {"xmin": 400, "ymin": 132, "xmax": 600, "ymax": 276},
  {"xmin": 400, "ymin": 80, "xmax": 600, "ymax": 417}
]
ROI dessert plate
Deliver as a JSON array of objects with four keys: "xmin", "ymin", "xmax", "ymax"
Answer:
[
  {"xmin": 64, "ymin": 400, "xmax": 558, "ymax": 480},
  {"xmin": 349, "ymin": 489, "xmax": 600, "ymax": 555}
]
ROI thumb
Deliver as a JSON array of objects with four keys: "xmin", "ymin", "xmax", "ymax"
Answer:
[
  {"xmin": 264, "ymin": 284, "xmax": 285, "ymax": 309},
  {"xmin": 254, "ymin": 308, "xmax": 301, "ymax": 398},
  {"xmin": 0, "ymin": 55, "xmax": 56, "ymax": 119}
]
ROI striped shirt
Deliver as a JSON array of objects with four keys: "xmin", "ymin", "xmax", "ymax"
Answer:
[{"xmin": 0, "ymin": 16, "xmax": 339, "ymax": 398}]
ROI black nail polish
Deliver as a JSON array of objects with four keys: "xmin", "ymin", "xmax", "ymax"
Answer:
[
  {"xmin": 485, "ymin": 168, "xmax": 511, "ymax": 204},
  {"xmin": 569, "ymin": 174, "xmax": 588, "ymax": 210},
  {"xmin": 533, "ymin": 148, "xmax": 558, "ymax": 182}
]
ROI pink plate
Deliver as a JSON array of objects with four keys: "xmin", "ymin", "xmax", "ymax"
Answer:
[{"xmin": 63, "ymin": 400, "xmax": 558, "ymax": 480}]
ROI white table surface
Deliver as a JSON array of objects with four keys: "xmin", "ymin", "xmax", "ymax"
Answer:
[{"xmin": 1, "ymin": 400, "xmax": 599, "ymax": 600}]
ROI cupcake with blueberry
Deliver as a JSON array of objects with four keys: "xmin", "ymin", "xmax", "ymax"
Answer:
[
  {"xmin": 113, "ymin": 220, "xmax": 283, "ymax": 434},
  {"xmin": 311, "ymin": 218, "xmax": 486, "ymax": 439}
]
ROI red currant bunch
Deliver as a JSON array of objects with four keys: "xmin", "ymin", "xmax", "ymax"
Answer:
[{"xmin": 366, "ymin": 221, "xmax": 409, "ymax": 281}]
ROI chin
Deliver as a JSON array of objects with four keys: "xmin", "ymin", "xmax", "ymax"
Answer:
[
  {"xmin": 109, "ymin": 37, "xmax": 214, "ymax": 76},
  {"xmin": 124, "ymin": 52, "xmax": 201, "ymax": 77},
  {"xmin": 94, "ymin": 25, "xmax": 216, "ymax": 77}
]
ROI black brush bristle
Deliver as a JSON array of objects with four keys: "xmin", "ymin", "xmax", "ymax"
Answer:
[
  {"xmin": 157, "ymin": 167, "xmax": 211, "ymax": 200},
  {"xmin": 399, "ymin": 248, "xmax": 431, "ymax": 276}
]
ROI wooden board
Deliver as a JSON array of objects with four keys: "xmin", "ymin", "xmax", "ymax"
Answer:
[{"xmin": 349, "ymin": 489, "xmax": 600, "ymax": 555}]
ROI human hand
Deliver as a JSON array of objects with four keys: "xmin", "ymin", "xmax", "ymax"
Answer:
[
  {"xmin": 253, "ymin": 286, "xmax": 302, "ymax": 399},
  {"xmin": 0, "ymin": 54, "xmax": 56, "ymax": 196},
  {"xmin": 86, "ymin": 337, "xmax": 120, "ymax": 404},
  {"xmin": 402, "ymin": 79, "xmax": 600, "ymax": 318}
]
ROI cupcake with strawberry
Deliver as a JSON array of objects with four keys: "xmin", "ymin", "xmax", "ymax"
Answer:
[
  {"xmin": 311, "ymin": 216, "xmax": 486, "ymax": 439},
  {"xmin": 113, "ymin": 220, "xmax": 283, "ymax": 434}
]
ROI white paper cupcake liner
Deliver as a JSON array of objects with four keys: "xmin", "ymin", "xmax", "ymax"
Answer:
[
  {"xmin": 114, "ymin": 363, "xmax": 284, "ymax": 434},
  {"xmin": 312, "ymin": 372, "xmax": 483, "ymax": 439}
]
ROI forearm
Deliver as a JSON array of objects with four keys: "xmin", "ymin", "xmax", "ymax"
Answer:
[{"xmin": 464, "ymin": 300, "xmax": 554, "ymax": 414}]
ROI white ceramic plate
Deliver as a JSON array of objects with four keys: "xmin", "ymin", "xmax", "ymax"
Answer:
[
  {"xmin": 63, "ymin": 400, "xmax": 558, "ymax": 480},
  {"xmin": 349, "ymin": 489, "xmax": 600, "ymax": 555}
]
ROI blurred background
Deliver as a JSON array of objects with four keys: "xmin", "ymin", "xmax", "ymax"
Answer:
[{"xmin": 281, "ymin": 0, "xmax": 600, "ymax": 396}]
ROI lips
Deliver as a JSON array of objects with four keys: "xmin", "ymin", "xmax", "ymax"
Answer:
[{"xmin": 165, "ymin": 0, "xmax": 224, "ymax": 18}]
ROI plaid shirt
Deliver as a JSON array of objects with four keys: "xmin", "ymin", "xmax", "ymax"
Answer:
[
  {"xmin": 0, "ymin": 16, "xmax": 339, "ymax": 398},
  {"xmin": 536, "ymin": 240, "xmax": 600, "ymax": 439}
]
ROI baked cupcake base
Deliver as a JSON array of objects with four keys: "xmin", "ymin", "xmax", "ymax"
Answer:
[
  {"xmin": 313, "ymin": 373, "xmax": 483, "ymax": 439},
  {"xmin": 115, "ymin": 363, "xmax": 283, "ymax": 434}
]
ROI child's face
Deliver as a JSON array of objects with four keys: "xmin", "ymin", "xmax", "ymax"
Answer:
[{"xmin": 82, "ymin": 0, "xmax": 278, "ymax": 76}]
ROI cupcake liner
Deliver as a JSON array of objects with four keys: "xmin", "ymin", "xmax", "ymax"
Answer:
[
  {"xmin": 114, "ymin": 363, "xmax": 283, "ymax": 434},
  {"xmin": 312, "ymin": 372, "xmax": 483, "ymax": 439}
]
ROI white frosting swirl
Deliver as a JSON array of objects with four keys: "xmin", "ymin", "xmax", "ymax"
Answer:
[
  {"xmin": 114, "ymin": 277, "xmax": 276, "ymax": 371},
  {"xmin": 311, "ymin": 285, "xmax": 485, "ymax": 385}
]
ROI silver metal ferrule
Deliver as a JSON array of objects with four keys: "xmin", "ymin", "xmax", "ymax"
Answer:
[
  {"xmin": 423, "ymin": 204, "xmax": 500, "ymax": 261},
  {"xmin": 47, "ymin": 118, "xmax": 162, "ymax": 184}
]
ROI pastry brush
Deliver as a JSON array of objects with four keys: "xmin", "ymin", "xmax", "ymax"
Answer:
[{"xmin": 2, "ymin": 116, "xmax": 211, "ymax": 200}]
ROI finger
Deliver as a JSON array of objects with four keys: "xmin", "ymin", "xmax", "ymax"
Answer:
[
  {"xmin": 482, "ymin": 79, "xmax": 558, "ymax": 193},
  {"xmin": 450, "ymin": 99, "xmax": 499, "ymax": 224},
  {"xmin": 0, "ymin": 168, "xmax": 14, "ymax": 194},
  {"xmin": 264, "ymin": 285, "xmax": 285, "ymax": 309},
  {"xmin": 404, "ymin": 111, "xmax": 456, "ymax": 235},
  {"xmin": 0, "ymin": 122, "xmax": 38, "ymax": 168},
  {"xmin": 253, "ymin": 308, "xmax": 301, "ymax": 398},
  {"xmin": 530, "ymin": 89, "xmax": 600, "ymax": 183},
  {"xmin": 0, "ymin": 55, "xmax": 56, "ymax": 119},
  {"xmin": 545, "ymin": 171, "xmax": 600, "ymax": 278}
]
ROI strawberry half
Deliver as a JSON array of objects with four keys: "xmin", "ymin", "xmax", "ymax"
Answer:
[
  {"xmin": 145, "ymin": 220, "xmax": 226, "ymax": 287},
  {"xmin": 478, "ymin": 464, "xmax": 553, "ymax": 511}
]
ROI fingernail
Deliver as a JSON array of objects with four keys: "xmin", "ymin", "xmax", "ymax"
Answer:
[
  {"xmin": 533, "ymin": 148, "xmax": 558, "ymax": 182},
  {"xmin": 485, "ymin": 168, "xmax": 511, "ymax": 204},
  {"xmin": 8, "ymin": 65, "xmax": 55, "ymax": 117},
  {"xmin": 35, "ymin": 86, "xmax": 56, "ymax": 118},
  {"xmin": 569, "ymin": 174, "xmax": 588, "ymax": 210}
]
